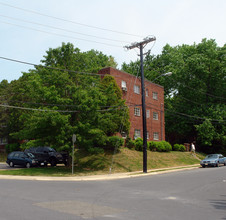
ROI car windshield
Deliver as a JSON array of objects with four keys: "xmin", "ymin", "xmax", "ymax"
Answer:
[
  {"xmin": 26, "ymin": 153, "xmax": 35, "ymax": 158},
  {"xmin": 205, "ymin": 154, "xmax": 218, "ymax": 159},
  {"xmin": 47, "ymin": 147, "xmax": 56, "ymax": 152}
]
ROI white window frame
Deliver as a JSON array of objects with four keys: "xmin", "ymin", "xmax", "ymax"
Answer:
[
  {"xmin": 153, "ymin": 112, "xmax": 158, "ymax": 120},
  {"xmin": 134, "ymin": 129, "xmax": 141, "ymax": 139},
  {"xmin": 134, "ymin": 85, "xmax": 140, "ymax": 94},
  {"xmin": 146, "ymin": 89, "xmax": 149, "ymax": 97},
  {"xmin": 0, "ymin": 137, "xmax": 8, "ymax": 144},
  {"xmin": 147, "ymin": 132, "xmax": 149, "ymax": 140},
  {"xmin": 153, "ymin": 132, "xmax": 159, "ymax": 140},
  {"xmin": 134, "ymin": 107, "xmax": 141, "ymax": 116},
  {"xmin": 121, "ymin": 80, "xmax": 127, "ymax": 88},
  {"xmin": 146, "ymin": 110, "xmax": 150, "ymax": 118},
  {"xmin": 153, "ymin": 92, "xmax": 158, "ymax": 100}
]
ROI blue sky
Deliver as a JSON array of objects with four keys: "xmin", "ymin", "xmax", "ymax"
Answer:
[{"xmin": 0, "ymin": 0, "xmax": 225, "ymax": 82}]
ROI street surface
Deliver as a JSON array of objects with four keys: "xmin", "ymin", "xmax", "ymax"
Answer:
[{"xmin": 0, "ymin": 166, "xmax": 225, "ymax": 220}]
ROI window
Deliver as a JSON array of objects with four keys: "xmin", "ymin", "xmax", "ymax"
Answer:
[
  {"xmin": 134, "ymin": 85, "xmax": 140, "ymax": 94},
  {"xmin": 0, "ymin": 137, "xmax": 8, "ymax": 144},
  {"xmin": 134, "ymin": 129, "xmax": 141, "ymax": 139},
  {"xmin": 146, "ymin": 110, "xmax": 150, "ymax": 118},
  {"xmin": 121, "ymin": 80, "xmax": 127, "ymax": 91},
  {"xmin": 153, "ymin": 92, "xmax": 158, "ymax": 100},
  {"xmin": 153, "ymin": 132, "xmax": 159, "ymax": 140},
  {"xmin": 147, "ymin": 132, "xmax": 149, "ymax": 140},
  {"xmin": 146, "ymin": 89, "xmax": 149, "ymax": 97},
  {"xmin": 121, "ymin": 80, "xmax": 127, "ymax": 88},
  {"xmin": 153, "ymin": 112, "xmax": 158, "ymax": 120},
  {"xmin": 134, "ymin": 107, "xmax": 141, "ymax": 116}
]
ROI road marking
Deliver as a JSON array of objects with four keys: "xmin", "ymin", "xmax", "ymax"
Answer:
[{"xmin": 223, "ymin": 180, "xmax": 226, "ymax": 182}]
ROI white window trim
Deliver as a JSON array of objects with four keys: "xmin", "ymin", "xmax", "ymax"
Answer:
[
  {"xmin": 134, "ymin": 107, "xmax": 141, "ymax": 116},
  {"xmin": 153, "ymin": 92, "xmax": 158, "ymax": 100},
  {"xmin": 134, "ymin": 129, "xmax": 141, "ymax": 139},
  {"xmin": 121, "ymin": 80, "xmax": 127, "ymax": 88},
  {"xmin": 134, "ymin": 85, "xmax": 140, "ymax": 94},
  {"xmin": 153, "ymin": 132, "xmax": 159, "ymax": 140},
  {"xmin": 146, "ymin": 110, "xmax": 150, "ymax": 118},
  {"xmin": 153, "ymin": 112, "xmax": 158, "ymax": 120}
]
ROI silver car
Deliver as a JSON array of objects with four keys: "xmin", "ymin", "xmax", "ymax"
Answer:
[{"xmin": 200, "ymin": 154, "xmax": 226, "ymax": 168}]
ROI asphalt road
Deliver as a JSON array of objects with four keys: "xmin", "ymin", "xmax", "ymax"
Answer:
[{"xmin": 0, "ymin": 166, "xmax": 225, "ymax": 220}]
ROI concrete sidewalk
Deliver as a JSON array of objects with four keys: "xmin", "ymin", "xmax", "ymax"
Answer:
[{"xmin": 0, "ymin": 164, "xmax": 200, "ymax": 181}]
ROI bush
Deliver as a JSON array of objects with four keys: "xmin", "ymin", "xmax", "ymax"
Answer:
[
  {"xmin": 155, "ymin": 142, "xmax": 165, "ymax": 152},
  {"xmin": 5, "ymin": 143, "xmax": 20, "ymax": 153},
  {"xmin": 125, "ymin": 137, "xmax": 135, "ymax": 149},
  {"xmin": 173, "ymin": 144, "xmax": 186, "ymax": 152},
  {"xmin": 134, "ymin": 138, "xmax": 143, "ymax": 151},
  {"xmin": 148, "ymin": 141, "xmax": 172, "ymax": 152},
  {"xmin": 148, "ymin": 141, "xmax": 156, "ymax": 151},
  {"xmin": 162, "ymin": 141, "xmax": 172, "ymax": 152},
  {"xmin": 106, "ymin": 136, "xmax": 124, "ymax": 151}
]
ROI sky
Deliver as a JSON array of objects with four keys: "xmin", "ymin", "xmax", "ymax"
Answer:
[{"xmin": 0, "ymin": 0, "xmax": 225, "ymax": 82}]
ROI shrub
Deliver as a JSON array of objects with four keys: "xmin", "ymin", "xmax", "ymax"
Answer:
[
  {"xmin": 134, "ymin": 138, "xmax": 143, "ymax": 151},
  {"xmin": 106, "ymin": 136, "xmax": 124, "ymax": 151},
  {"xmin": 125, "ymin": 137, "xmax": 135, "ymax": 149},
  {"xmin": 173, "ymin": 144, "xmax": 186, "ymax": 152},
  {"xmin": 162, "ymin": 141, "xmax": 172, "ymax": 152},
  {"xmin": 148, "ymin": 141, "xmax": 156, "ymax": 151},
  {"xmin": 155, "ymin": 142, "xmax": 165, "ymax": 152},
  {"xmin": 148, "ymin": 141, "xmax": 172, "ymax": 152}
]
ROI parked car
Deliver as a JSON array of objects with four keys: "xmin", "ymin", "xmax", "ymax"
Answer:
[
  {"xmin": 200, "ymin": 154, "xmax": 226, "ymax": 168},
  {"xmin": 24, "ymin": 146, "xmax": 68, "ymax": 166},
  {"xmin": 6, "ymin": 151, "xmax": 38, "ymax": 168}
]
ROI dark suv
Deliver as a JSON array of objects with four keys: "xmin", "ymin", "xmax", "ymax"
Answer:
[{"xmin": 25, "ymin": 146, "xmax": 68, "ymax": 166}]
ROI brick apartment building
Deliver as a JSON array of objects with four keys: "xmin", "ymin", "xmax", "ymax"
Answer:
[{"xmin": 98, "ymin": 67, "xmax": 165, "ymax": 141}]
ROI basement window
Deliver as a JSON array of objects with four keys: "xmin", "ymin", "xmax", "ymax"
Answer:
[{"xmin": 153, "ymin": 132, "xmax": 159, "ymax": 140}]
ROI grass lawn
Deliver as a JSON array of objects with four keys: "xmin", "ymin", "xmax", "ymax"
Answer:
[{"xmin": 0, "ymin": 148, "xmax": 204, "ymax": 176}]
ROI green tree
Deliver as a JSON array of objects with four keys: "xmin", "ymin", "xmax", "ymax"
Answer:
[
  {"xmin": 122, "ymin": 39, "xmax": 226, "ymax": 152},
  {"xmin": 8, "ymin": 43, "xmax": 128, "ymax": 154}
]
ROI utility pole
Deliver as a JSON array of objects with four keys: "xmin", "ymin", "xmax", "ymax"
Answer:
[{"xmin": 125, "ymin": 36, "xmax": 156, "ymax": 173}]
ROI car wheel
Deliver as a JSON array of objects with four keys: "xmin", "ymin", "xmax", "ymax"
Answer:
[
  {"xmin": 50, "ymin": 159, "xmax": 56, "ymax": 167},
  {"xmin": 202, "ymin": 165, "xmax": 205, "ymax": 168},
  {"xmin": 216, "ymin": 162, "xmax": 219, "ymax": 167},
  {"xmin": 9, "ymin": 161, "xmax": 14, "ymax": 167},
  {"xmin": 26, "ymin": 162, "xmax": 31, "ymax": 168}
]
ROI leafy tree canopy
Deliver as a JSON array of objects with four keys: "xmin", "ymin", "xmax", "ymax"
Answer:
[
  {"xmin": 122, "ymin": 39, "xmax": 226, "ymax": 153},
  {"xmin": 4, "ymin": 43, "xmax": 128, "ymax": 153}
]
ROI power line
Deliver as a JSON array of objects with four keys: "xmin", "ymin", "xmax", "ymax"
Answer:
[
  {"xmin": 170, "ymin": 78, "xmax": 226, "ymax": 100},
  {"xmin": 0, "ymin": 103, "xmax": 131, "ymax": 113},
  {"xmin": 165, "ymin": 108, "xmax": 226, "ymax": 123},
  {"xmin": 0, "ymin": 56, "xmax": 104, "ymax": 76},
  {"xmin": 0, "ymin": 20, "xmax": 122, "ymax": 48},
  {"xmin": 0, "ymin": 14, "xmax": 130, "ymax": 44},
  {"xmin": 0, "ymin": 1, "xmax": 144, "ymax": 38}
]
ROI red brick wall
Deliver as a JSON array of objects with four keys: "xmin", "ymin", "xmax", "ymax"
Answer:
[{"xmin": 98, "ymin": 67, "xmax": 165, "ymax": 141}]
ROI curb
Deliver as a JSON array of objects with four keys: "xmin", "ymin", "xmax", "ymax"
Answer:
[{"xmin": 0, "ymin": 164, "xmax": 200, "ymax": 181}]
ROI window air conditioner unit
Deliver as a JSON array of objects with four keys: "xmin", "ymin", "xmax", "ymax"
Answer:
[{"xmin": 122, "ymin": 86, "xmax": 127, "ymax": 91}]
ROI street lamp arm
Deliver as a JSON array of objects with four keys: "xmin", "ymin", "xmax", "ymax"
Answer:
[{"xmin": 151, "ymin": 72, "xmax": 172, "ymax": 83}]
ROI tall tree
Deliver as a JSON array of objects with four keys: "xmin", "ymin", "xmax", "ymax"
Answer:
[
  {"xmin": 8, "ymin": 43, "xmax": 128, "ymax": 153},
  {"xmin": 122, "ymin": 39, "xmax": 226, "ymax": 153}
]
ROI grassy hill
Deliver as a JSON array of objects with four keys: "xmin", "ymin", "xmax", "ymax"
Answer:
[{"xmin": 0, "ymin": 148, "xmax": 204, "ymax": 176}]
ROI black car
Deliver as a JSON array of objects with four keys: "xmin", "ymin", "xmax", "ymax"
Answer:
[
  {"xmin": 6, "ymin": 151, "xmax": 38, "ymax": 168},
  {"xmin": 24, "ymin": 146, "xmax": 68, "ymax": 166}
]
